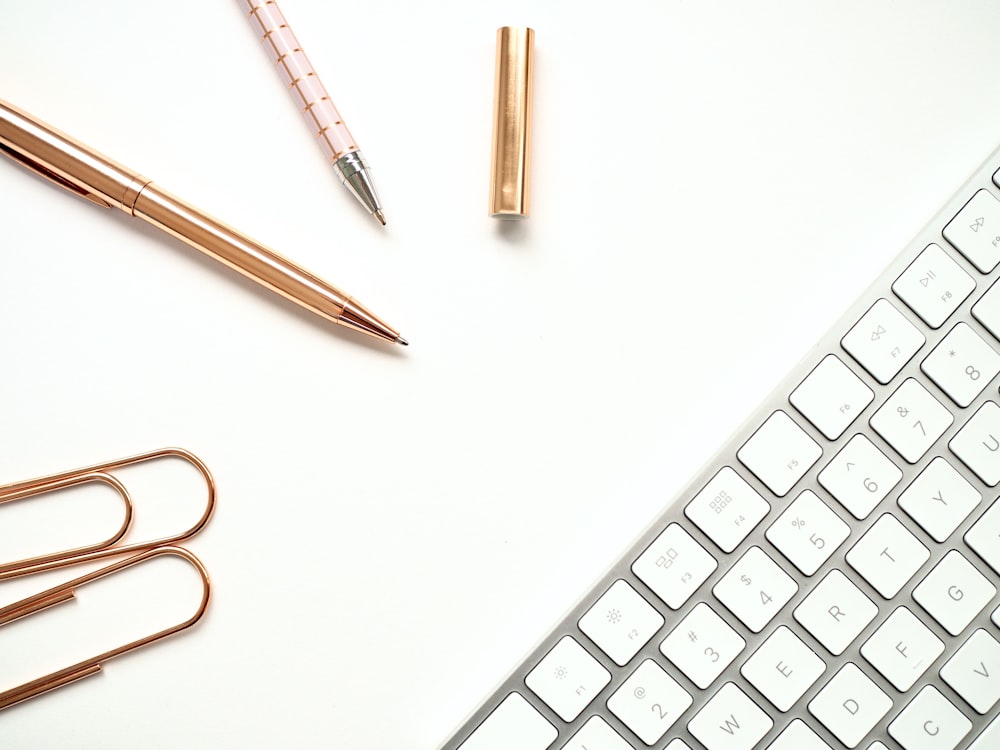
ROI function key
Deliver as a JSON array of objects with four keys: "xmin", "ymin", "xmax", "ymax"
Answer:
[
  {"xmin": 842, "ymin": 298, "xmax": 925, "ymax": 384},
  {"xmin": 578, "ymin": 580, "xmax": 664, "ymax": 666},
  {"xmin": 790, "ymin": 355, "xmax": 874, "ymax": 440},
  {"xmin": 684, "ymin": 467, "xmax": 769, "ymax": 553},
  {"xmin": 893, "ymin": 243, "xmax": 975, "ymax": 328},
  {"xmin": 524, "ymin": 636, "xmax": 610, "ymax": 722},
  {"xmin": 632, "ymin": 523, "xmax": 717, "ymax": 610},
  {"xmin": 944, "ymin": 189, "xmax": 1000, "ymax": 273},
  {"xmin": 737, "ymin": 411, "xmax": 822, "ymax": 497}
]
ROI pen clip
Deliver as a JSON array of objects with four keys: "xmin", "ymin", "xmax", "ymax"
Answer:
[{"xmin": 0, "ymin": 142, "xmax": 111, "ymax": 208}]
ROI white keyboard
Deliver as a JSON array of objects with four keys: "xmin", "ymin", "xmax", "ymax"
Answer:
[{"xmin": 438, "ymin": 146, "xmax": 1000, "ymax": 750}]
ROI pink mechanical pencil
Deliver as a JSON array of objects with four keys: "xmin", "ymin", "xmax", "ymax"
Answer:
[{"xmin": 240, "ymin": 0, "xmax": 386, "ymax": 225}]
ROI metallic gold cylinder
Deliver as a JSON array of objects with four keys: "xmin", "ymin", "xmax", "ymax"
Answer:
[{"xmin": 489, "ymin": 26, "xmax": 534, "ymax": 219}]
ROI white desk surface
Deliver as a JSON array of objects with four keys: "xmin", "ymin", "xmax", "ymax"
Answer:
[{"xmin": 3, "ymin": 1, "xmax": 1000, "ymax": 747}]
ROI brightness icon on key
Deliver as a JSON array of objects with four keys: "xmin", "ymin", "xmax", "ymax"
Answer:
[
  {"xmin": 607, "ymin": 609, "xmax": 623, "ymax": 624},
  {"xmin": 554, "ymin": 666, "xmax": 568, "ymax": 680}
]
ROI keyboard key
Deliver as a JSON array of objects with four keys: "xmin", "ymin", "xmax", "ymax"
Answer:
[
  {"xmin": 665, "ymin": 741, "xmax": 692, "ymax": 750},
  {"xmin": 969, "ymin": 713, "xmax": 1000, "ymax": 749},
  {"xmin": 870, "ymin": 379, "xmax": 954, "ymax": 463},
  {"xmin": 893, "ymin": 243, "xmax": 975, "ymax": 328},
  {"xmin": 766, "ymin": 489, "xmax": 850, "ymax": 575},
  {"xmin": 860, "ymin": 606, "xmax": 943, "ymax": 691},
  {"xmin": 818, "ymin": 434, "xmax": 902, "ymax": 520},
  {"xmin": 794, "ymin": 569, "xmax": 878, "ymax": 656},
  {"xmin": 944, "ymin": 189, "xmax": 1000, "ymax": 273},
  {"xmin": 888, "ymin": 685, "xmax": 972, "ymax": 750},
  {"xmin": 579, "ymin": 580, "xmax": 664, "ymax": 666},
  {"xmin": 660, "ymin": 602, "xmax": 745, "ymax": 689},
  {"xmin": 912, "ymin": 550, "xmax": 997, "ymax": 636},
  {"xmin": 607, "ymin": 659, "xmax": 691, "ymax": 745},
  {"xmin": 897, "ymin": 457, "xmax": 981, "ymax": 542},
  {"xmin": 972, "ymin": 277, "xmax": 1000, "ymax": 341},
  {"xmin": 632, "ymin": 523, "xmax": 717, "ymax": 610},
  {"xmin": 685, "ymin": 467, "xmax": 769, "ymax": 553},
  {"xmin": 767, "ymin": 719, "xmax": 833, "ymax": 750},
  {"xmin": 456, "ymin": 693, "xmax": 557, "ymax": 750},
  {"xmin": 809, "ymin": 663, "xmax": 892, "ymax": 749},
  {"xmin": 940, "ymin": 629, "xmax": 1000, "ymax": 714},
  {"xmin": 868, "ymin": 743, "xmax": 891, "ymax": 750},
  {"xmin": 966, "ymin": 499, "xmax": 1000, "ymax": 575},
  {"xmin": 687, "ymin": 682, "xmax": 773, "ymax": 750},
  {"xmin": 790, "ymin": 355, "xmax": 874, "ymax": 439},
  {"xmin": 737, "ymin": 411, "xmax": 822, "ymax": 497},
  {"xmin": 524, "ymin": 636, "xmax": 610, "ymax": 721},
  {"xmin": 740, "ymin": 625, "xmax": 826, "ymax": 713},
  {"xmin": 921, "ymin": 323, "xmax": 1000, "ymax": 407},
  {"xmin": 842, "ymin": 298, "xmax": 925, "ymax": 384},
  {"xmin": 846, "ymin": 513, "xmax": 930, "ymax": 598},
  {"xmin": 713, "ymin": 546, "xmax": 797, "ymax": 633},
  {"xmin": 949, "ymin": 401, "xmax": 1000, "ymax": 486},
  {"xmin": 562, "ymin": 717, "xmax": 634, "ymax": 750}
]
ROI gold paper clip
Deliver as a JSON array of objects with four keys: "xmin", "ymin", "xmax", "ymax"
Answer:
[
  {"xmin": 0, "ymin": 447, "xmax": 216, "ymax": 580},
  {"xmin": 0, "ymin": 545, "xmax": 211, "ymax": 710}
]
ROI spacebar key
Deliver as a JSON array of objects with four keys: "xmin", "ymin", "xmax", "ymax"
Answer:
[{"xmin": 456, "ymin": 693, "xmax": 558, "ymax": 750}]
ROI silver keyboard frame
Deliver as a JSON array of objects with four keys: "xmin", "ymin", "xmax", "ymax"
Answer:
[{"xmin": 439, "ymin": 144, "xmax": 1000, "ymax": 749}]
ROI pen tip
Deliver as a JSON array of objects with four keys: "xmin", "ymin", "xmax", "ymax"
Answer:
[
  {"xmin": 374, "ymin": 209, "xmax": 387, "ymax": 226},
  {"xmin": 396, "ymin": 335, "xmax": 409, "ymax": 346}
]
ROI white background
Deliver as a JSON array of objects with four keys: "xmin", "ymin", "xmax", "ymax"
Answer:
[{"xmin": 2, "ymin": 1, "xmax": 1000, "ymax": 748}]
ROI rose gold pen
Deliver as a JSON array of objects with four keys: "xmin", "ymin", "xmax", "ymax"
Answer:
[{"xmin": 0, "ymin": 98, "xmax": 406, "ymax": 346}]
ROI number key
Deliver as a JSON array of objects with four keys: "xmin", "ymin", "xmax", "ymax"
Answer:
[
  {"xmin": 713, "ymin": 547, "xmax": 797, "ymax": 633},
  {"xmin": 921, "ymin": 322, "xmax": 1000, "ymax": 407},
  {"xmin": 660, "ymin": 603, "xmax": 745, "ymax": 689},
  {"xmin": 870, "ymin": 378, "xmax": 954, "ymax": 463},
  {"xmin": 766, "ymin": 489, "xmax": 850, "ymax": 575},
  {"xmin": 607, "ymin": 659, "xmax": 692, "ymax": 745},
  {"xmin": 818, "ymin": 434, "xmax": 902, "ymax": 519}
]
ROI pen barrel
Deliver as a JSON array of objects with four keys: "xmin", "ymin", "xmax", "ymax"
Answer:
[
  {"xmin": 242, "ymin": 0, "xmax": 359, "ymax": 163},
  {"xmin": 132, "ymin": 184, "xmax": 351, "ymax": 325},
  {"xmin": 0, "ymin": 99, "xmax": 148, "ymax": 210}
]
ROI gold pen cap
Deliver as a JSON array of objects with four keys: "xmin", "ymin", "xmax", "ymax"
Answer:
[{"xmin": 489, "ymin": 26, "xmax": 534, "ymax": 219}]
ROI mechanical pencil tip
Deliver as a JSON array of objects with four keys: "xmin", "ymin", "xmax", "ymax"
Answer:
[
  {"xmin": 397, "ymin": 336, "xmax": 409, "ymax": 346},
  {"xmin": 374, "ymin": 209, "xmax": 386, "ymax": 226}
]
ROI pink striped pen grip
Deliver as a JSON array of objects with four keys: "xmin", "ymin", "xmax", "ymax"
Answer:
[{"xmin": 240, "ymin": 0, "xmax": 385, "ymax": 224}]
